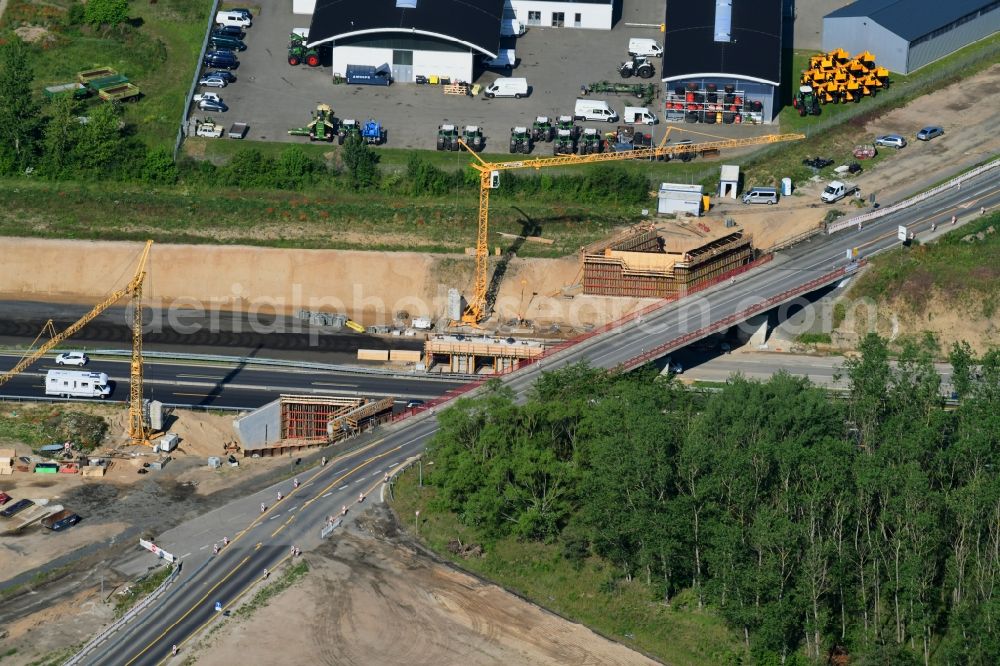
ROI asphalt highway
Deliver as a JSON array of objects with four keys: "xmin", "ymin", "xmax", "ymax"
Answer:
[
  {"xmin": 72, "ymin": 167, "xmax": 1000, "ymax": 664},
  {"xmin": 0, "ymin": 356, "xmax": 466, "ymax": 409}
]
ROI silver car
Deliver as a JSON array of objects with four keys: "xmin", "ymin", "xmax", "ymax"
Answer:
[
  {"xmin": 916, "ymin": 126, "xmax": 944, "ymax": 141},
  {"xmin": 874, "ymin": 134, "xmax": 906, "ymax": 149}
]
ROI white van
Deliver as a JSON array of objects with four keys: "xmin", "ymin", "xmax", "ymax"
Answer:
[
  {"xmin": 45, "ymin": 370, "xmax": 111, "ymax": 399},
  {"xmin": 628, "ymin": 38, "xmax": 662, "ymax": 58},
  {"xmin": 623, "ymin": 106, "xmax": 658, "ymax": 125},
  {"xmin": 484, "ymin": 77, "xmax": 528, "ymax": 99},
  {"xmin": 216, "ymin": 11, "xmax": 251, "ymax": 28},
  {"xmin": 742, "ymin": 187, "xmax": 779, "ymax": 205},
  {"xmin": 483, "ymin": 49, "xmax": 515, "ymax": 70},
  {"xmin": 501, "ymin": 19, "xmax": 526, "ymax": 36},
  {"xmin": 574, "ymin": 98, "xmax": 618, "ymax": 123}
]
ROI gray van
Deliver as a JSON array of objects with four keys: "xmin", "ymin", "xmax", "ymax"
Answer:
[{"xmin": 742, "ymin": 187, "xmax": 778, "ymax": 205}]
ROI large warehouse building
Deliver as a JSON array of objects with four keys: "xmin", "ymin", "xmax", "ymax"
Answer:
[
  {"xmin": 822, "ymin": 0, "xmax": 1000, "ymax": 74},
  {"xmin": 659, "ymin": 0, "xmax": 784, "ymax": 124},
  {"xmin": 306, "ymin": 0, "xmax": 504, "ymax": 84}
]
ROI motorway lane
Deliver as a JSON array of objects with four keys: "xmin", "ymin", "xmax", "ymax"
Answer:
[
  {"xmin": 0, "ymin": 356, "xmax": 466, "ymax": 409},
  {"xmin": 85, "ymin": 170, "xmax": 1000, "ymax": 663},
  {"xmin": 85, "ymin": 422, "xmax": 437, "ymax": 666}
]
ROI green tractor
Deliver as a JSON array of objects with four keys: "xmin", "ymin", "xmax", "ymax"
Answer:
[
  {"xmin": 287, "ymin": 103, "xmax": 336, "ymax": 142},
  {"xmin": 793, "ymin": 85, "xmax": 821, "ymax": 117},
  {"xmin": 578, "ymin": 127, "xmax": 603, "ymax": 155},
  {"xmin": 462, "ymin": 125, "xmax": 484, "ymax": 151},
  {"xmin": 509, "ymin": 126, "xmax": 532, "ymax": 154},
  {"xmin": 337, "ymin": 118, "xmax": 361, "ymax": 145},
  {"xmin": 556, "ymin": 115, "xmax": 582, "ymax": 142},
  {"xmin": 552, "ymin": 128, "xmax": 576, "ymax": 155},
  {"xmin": 530, "ymin": 116, "xmax": 554, "ymax": 142},
  {"xmin": 436, "ymin": 123, "xmax": 460, "ymax": 151},
  {"xmin": 288, "ymin": 29, "xmax": 320, "ymax": 67}
]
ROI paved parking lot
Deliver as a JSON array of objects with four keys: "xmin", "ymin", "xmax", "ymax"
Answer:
[{"xmin": 188, "ymin": 0, "xmax": 799, "ymax": 151}]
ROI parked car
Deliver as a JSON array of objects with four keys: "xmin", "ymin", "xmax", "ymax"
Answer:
[
  {"xmin": 227, "ymin": 7, "xmax": 253, "ymax": 19},
  {"xmin": 0, "ymin": 492, "xmax": 11, "ymax": 505},
  {"xmin": 203, "ymin": 50, "xmax": 239, "ymax": 70},
  {"xmin": 874, "ymin": 134, "xmax": 907, "ymax": 149},
  {"xmin": 212, "ymin": 25, "xmax": 245, "ymax": 38},
  {"xmin": 209, "ymin": 35, "xmax": 247, "ymax": 52},
  {"xmin": 55, "ymin": 351, "xmax": 88, "ymax": 366},
  {"xmin": 199, "ymin": 75, "xmax": 228, "ymax": 88},
  {"xmin": 198, "ymin": 98, "xmax": 229, "ymax": 113},
  {"xmin": 405, "ymin": 399, "xmax": 425, "ymax": 409},
  {"xmin": 916, "ymin": 126, "xmax": 944, "ymax": 141},
  {"xmin": 1, "ymin": 498, "xmax": 34, "ymax": 518},
  {"xmin": 205, "ymin": 70, "xmax": 237, "ymax": 84}
]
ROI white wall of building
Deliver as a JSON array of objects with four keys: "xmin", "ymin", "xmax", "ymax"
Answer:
[
  {"xmin": 293, "ymin": 0, "xmax": 315, "ymax": 15},
  {"xmin": 331, "ymin": 45, "xmax": 472, "ymax": 83},
  {"xmin": 509, "ymin": 0, "xmax": 613, "ymax": 30}
]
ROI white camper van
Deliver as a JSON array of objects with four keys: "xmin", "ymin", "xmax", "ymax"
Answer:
[
  {"xmin": 484, "ymin": 77, "xmax": 528, "ymax": 99},
  {"xmin": 628, "ymin": 38, "xmax": 662, "ymax": 58},
  {"xmin": 623, "ymin": 106, "xmax": 658, "ymax": 124},
  {"xmin": 216, "ymin": 11, "xmax": 251, "ymax": 28},
  {"xmin": 574, "ymin": 99, "xmax": 618, "ymax": 122},
  {"xmin": 45, "ymin": 370, "xmax": 111, "ymax": 399},
  {"xmin": 500, "ymin": 19, "xmax": 526, "ymax": 36}
]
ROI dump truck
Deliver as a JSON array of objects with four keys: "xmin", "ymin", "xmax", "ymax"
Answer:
[{"xmin": 821, "ymin": 180, "xmax": 860, "ymax": 203}]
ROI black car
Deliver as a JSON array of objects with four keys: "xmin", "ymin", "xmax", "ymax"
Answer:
[
  {"xmin": 212, "ymin": 24, "xmax": 245, "ymax": 38},
  {"xmin": 203, "ymin": 50, "xmax": 239, "ymax": 70},
  {"xmin": 204, "ymin": 70, "xmax": 237, "ymax": 84},
  {"xmin": 1, "ymin": 498, "xmax": 34, "ymax": 518}
]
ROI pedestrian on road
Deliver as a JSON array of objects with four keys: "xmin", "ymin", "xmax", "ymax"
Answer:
[
  {"xmin": 263, "ymin": 568, "xmax": 269, "ymax": 579},
  {"xmin": 223, "ymin": 536, "xmax": 229, "ymax": 547},
  {"xmin": 982, "ymin": 206, "xmax": 987, "ymax": 216},
  {"xmin": 358, "ymin": 492, "xmax": 366, "ymax": 503},
  {"xmin": 383, "ymin": 473, "xmax": 389, "ymax": 483},
  {"xmin": 213, "ymin": 544, "xmax": 219, "ymax": 556},
  {"xmin": 952, "ymin": 215, "xmax": 957, "ymax": 225},
  {"xmin": 260, "ymin": 502, "xmax": 266, "ymax": 514},
  {"xmin": 172, "ymin": 644, "xmax": 178, "ymax": 656},
  {"xmin": 293, "ymin": 478, "xmax": 300, "ymax": 489},
  {"xmin": 321, "ymin": 456, "xmax": 327, "ymax": 466},
  {"xmin": 341, "ymin": 505, "xmax": 348, "ymax": 516},
  {"xmin": 931, "ymin": 223, "xmax": 937, "ymax": 232}
]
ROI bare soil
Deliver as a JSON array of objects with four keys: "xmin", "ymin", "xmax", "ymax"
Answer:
[{"xmin": 189, "ymin": 506, "xmax": 659, "ymax": 666}]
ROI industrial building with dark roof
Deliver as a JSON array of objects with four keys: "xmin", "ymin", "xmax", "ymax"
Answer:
[
  {"xmin": 823, "ymin": 0, "xmax": 1000, "ymax": 74},
  {"xmin": 660, "ymin": 0, "xmax": 785, "ymax": 124},
  {"xmin": 305, "ymin": 0, "xmax": 505, "ymax": 83}
]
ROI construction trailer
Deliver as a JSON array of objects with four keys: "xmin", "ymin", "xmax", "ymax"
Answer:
[{"xmin": 582, "ymin": 225, "xmax": 754, "ymax": 298}]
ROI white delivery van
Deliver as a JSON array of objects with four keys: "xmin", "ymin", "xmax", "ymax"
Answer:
[
  {"xmin": 216, "ymin": 11, "xmax": 251, "ymax": 28},
  {"xmin": 484, "ymin": 77, "xmax": 528, "ymax": 99},
  {"xmin": 623, "ymin": 106, "xmax": 658, "ymax": 124},
  {"xmin": 45, "ymin": 370, "xmax": 111, "ymax": 399},
  {"xmin": 501, "ymin": 19, "xmax": 526, "ymax": 36},
  {"xmin": 482, "ymin": 49, "xmax": 516, "ymax": 70},
  {"xmin": 628, "ymin": 38, "xmax": 662, "ymax": 58},
  {"xmin": 574, "ymin": 98, "xmax": 618, "ymax": 122}
]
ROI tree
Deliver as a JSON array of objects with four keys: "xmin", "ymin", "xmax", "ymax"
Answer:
[
  {"xmin": 72, "ymin": 103, "xmax": 127, "ymax": 178},
  {"xmin": 341, "ymin": 134, "xmax": 379, "ymax": 189},
  {"xmin": 141, "ymin": 147, "xmax": 178, "ymax": 185},
  {"xmin": 40, "ymin": 94, "xmax": 83, "ymax": 179},
  {"xmin": 84, "ymin": 0, "xmax": 129, "ymax": 28},
  {"xmin": 0, "ymin": 37, "xmax": 43, "ymax": 174}
]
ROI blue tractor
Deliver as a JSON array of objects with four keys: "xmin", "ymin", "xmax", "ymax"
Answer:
[{"xmin": 360, "ymin": 119, "xmax": 386, "ymax": 145}]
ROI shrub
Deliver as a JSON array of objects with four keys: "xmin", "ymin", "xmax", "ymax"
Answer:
[
  {"xmin": 84, "ymin": 0, "xmax": 128, "ymax": 27},
  {"xmin": 142, "ymin": 148, "xmax": 178, "ymax": 185}
]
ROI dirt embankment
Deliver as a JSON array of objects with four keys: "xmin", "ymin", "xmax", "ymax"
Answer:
[{"xmin": 190, "ymin": 506, "xmax": 658, "ymax": 666}]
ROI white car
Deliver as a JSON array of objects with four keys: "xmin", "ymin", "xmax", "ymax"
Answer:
[{"xmin": 55, "ymin": 352, "xmax": 88, "ymax": 366}]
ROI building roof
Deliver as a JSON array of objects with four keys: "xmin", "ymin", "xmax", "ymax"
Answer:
[
  {"xmin": 661, "ymin": 0, "xmax": 783, "ymax": 85},
  {"xmin": 308, "ymin": 0, "xmax": 503, "ymax": 56},
  {"xmin": 825, "ymin": 0, "xmax": 995, "ymax": 41}
]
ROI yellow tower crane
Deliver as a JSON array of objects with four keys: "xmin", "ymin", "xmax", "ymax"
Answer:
[
  {"xmin": 0, "ymin": 240, "xmax": 154, "ymax": 447},
  {"xmin": 455, "ymin": 128, "xmax": 805, "ymax": 325}
]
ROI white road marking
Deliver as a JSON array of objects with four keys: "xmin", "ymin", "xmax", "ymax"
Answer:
[
  {"xmin": 339, "ymin": 485, "xmax": 348, "ymax": 490},
  {"xmin": 356, "ymin": 478, "xmax": 366, "ymax": 484},
  {"xmin": 199, "ymin": 545, "xmax": 209, "ymax": 550},
  {"xmin": 389, "ymin": 462, "xmax": 399, "ymax": 468},
  {"xmin": 181, "ymin": 552, "xmax": 192, "ymax": 559},
  {"xmin": 322, "ymin": 492, "xmax": 332, "ymax": 498},
  {"xmin": 371, "ymin": 470, "xmax": 382, "ymax": 477},
  {"xmin": 336, "ymin": 468, "xmax": 347, "ymax": 474},
  {"xmin": 269, "ymin": 515, "xmax": 280, "ymax": 520},
  {"xmin": 289, "ymin": 505, "xmax": 298, "ymax": 511}
]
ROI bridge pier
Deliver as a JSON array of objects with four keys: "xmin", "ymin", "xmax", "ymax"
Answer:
[{"xmin": 742, "ymin": 313, "xmax": 772, "ymax": 348}]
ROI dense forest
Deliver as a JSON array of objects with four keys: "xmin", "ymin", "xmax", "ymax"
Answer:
[{"xmin": 426, "ymin": 334, "xmax": 1000, "ymax": 664}]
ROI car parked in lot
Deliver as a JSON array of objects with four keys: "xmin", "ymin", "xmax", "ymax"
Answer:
[
  {"xmin": 199, "ymin": 75, "xmax": 229, "ymax": 88},
  {"xmin": 916, "ymin": 125, "xmax": 944, "ymax": 141},
  {"xmin": 198, "ymin": 98, "xmax": 229, "ymax": 113},
  {"xmin": 874, "ymin": 134, "xmax": 907, "ymax": 149},
  {"xmin": 55, "ymin": 351, "xmax": 88, "ymax": 366},
  {"xmin": 203, "ymin": 50, "xmax": 239, "ymax": 70},
  {"xmin": 209, "ymin": 35, "xmax": 247, "ymax": 52},
  {"xmin": 205, "ymin": 70, "xmax": 237, "ymax": 84},
  {"xmin": 227, "ymin": 7, "xmax": 253, "ymax": 19},
  {"xmin": 1, "ymin": 498, "xmax": 34, "ymax": 518},
  {"xmin": 212, "ymin": 25, "xmax": 245, "ymax": 39}
]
